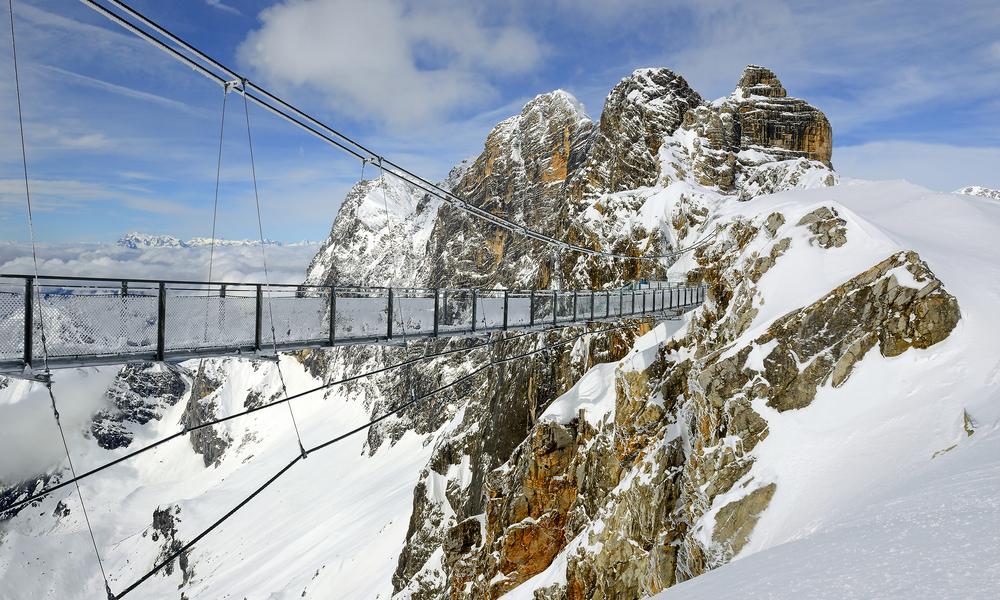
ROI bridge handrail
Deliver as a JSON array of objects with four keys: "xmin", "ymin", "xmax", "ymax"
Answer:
[{"xmin": 0, "ymin": 273, "xmax": 707, "ymax": 374}]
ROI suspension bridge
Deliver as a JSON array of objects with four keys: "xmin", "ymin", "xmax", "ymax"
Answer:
[
  {"xmin": 0, "ymin": 0, "xmax": 711, "ymax": 598},
  {"xmin": 0, "ymin": 273, "xmax": 705, "ymax": 377}
]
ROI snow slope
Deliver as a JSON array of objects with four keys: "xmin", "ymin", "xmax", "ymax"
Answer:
[
  {"xmin": 0, "ymin": 356, "xmax": 438, "ymax": 599},
  {"xmin": 654, "ymin": 431, "xmax": 1000, "ymax": 599},
  {"xmin": 655, "ymin": 180, "xmax": 1000, "ymax": 597}
]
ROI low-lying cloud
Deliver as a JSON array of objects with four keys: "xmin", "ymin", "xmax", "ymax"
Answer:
[
  {"xmin": 0, "ymin": 370, "xmax": 117, "ymax": 485},
  {"xmin": 0, "ymin": 241, "xmax": 320, "ymax": 284}
]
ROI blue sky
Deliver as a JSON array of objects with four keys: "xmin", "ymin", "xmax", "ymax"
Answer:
[{"xmin": 0, "ymin": 0, "xmax": 998, "ymax": 243}]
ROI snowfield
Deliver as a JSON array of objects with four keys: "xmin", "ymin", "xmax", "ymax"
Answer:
[{"xmin": 653, "ymin": 431, "xmax": 1000, "ymax": 599}]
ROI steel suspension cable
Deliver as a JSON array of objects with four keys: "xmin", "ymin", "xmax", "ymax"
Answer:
[
  {"xmin": 241, "ymin": 87, "xmax": 307, "ymax": 458},
  {"xmin": 191, "ymin": 85, "xmax": 232, "ymax": 416},
  {"xmin": 7, "ymin": 1, "xmax": 113, "ymax": 596}
]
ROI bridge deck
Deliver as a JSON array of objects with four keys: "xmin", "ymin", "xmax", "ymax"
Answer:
[{"xmin": 0, "ymin": 274, "xmax": 705, "ymax": 375}]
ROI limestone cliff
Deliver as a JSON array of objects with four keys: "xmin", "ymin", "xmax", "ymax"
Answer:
[{"xmin": 379, "ymin": 65, "xmax": 843, "ymax": 599}]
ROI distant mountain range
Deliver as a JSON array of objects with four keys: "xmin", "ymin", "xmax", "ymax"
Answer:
[{"xmin": 116, "ymin": 231, "xmax": 317, "ymax": 249}]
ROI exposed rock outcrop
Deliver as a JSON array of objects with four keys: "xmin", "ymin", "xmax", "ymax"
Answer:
[
  {"xmin": 180, "ymin": 362, "xmax": 229, "ymax": 468},
  {"xmin": 955, "ymin": 185, "xmax": 1000, "ymax": 201},
  {"xmin": 425, "ymin": 90, "xmax": 595, "ymax": 289},
  {"xmin": 148, "ymin": 504, "xmax": 193, "ymax": 585},
  {"xmin": 90, "ymin": 363, "xmax": 188, "ymax": 450},
  {"xmin": 731, "ymin": 65, "xmax": 833, "ymax": 166}
]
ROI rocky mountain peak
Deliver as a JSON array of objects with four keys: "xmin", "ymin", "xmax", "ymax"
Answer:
[
  {"xmin": 568, "ymin": 67, "xmax": 704, "ymax": 198},
  {"xmin": 725, "ymin": 64, "xmax": 833, "ymax": 167},
  {"xmin": 734, "ymin": 64, "xmax": 788, "ymax": 98},
  {"xmin": 525, "ymin": 88, "xmax": 590, "ymax": 123}
]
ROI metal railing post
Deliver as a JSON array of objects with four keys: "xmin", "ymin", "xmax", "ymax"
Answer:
[
  {"xmin": 254, "ymin": 284, "xmax": 263, "ymax": 351},
  {"xmin": 443, "ymin": 289, "xmax": 449, "ymax": 329},
  {"xmin": 590, "ymin": 291, "xmax": 595, "ymax": 321},
  {"xmin": 605, "ymin": 291, "xmax": 610, "ymax": 318},
  {"xmin": 572, "ymin": 291, "xmax": 577, "ymax": 322},
  {"xmin": 502, "ymin": 290, "xmax": 508, "ymax": 330},
  {"xmin": 433, "ymin": 288, "xmax": 440, "ymax": 337},
  {"xmin": 652, "ymin": 288, "xmax": 657, "ymax": 313},
  {"xmin": 552, "ymin": 290, "xmax": 557, "ymax": 327},
  {"xmin": 643, "ymin": 289, "xmax": 647, "ymax": 314},
  {"xmin": 329, "ymin": 286, "xmax": 336, "ymax": 346},
  {"xmin": 156, "ymin": 282, "xmax": 166, "ymax": 361},
  {"xmin": 471, "ymin": 289, "xmax": 477, "ymax": 333},
  {"xmin": 120, "ymin": 280, "xmax": 128, "ymax": 298},
  {"xmin": 387, "ymin": 288, "xmax": 394, "ymax": 339},
  {"xmin": 618, "ymin": 289, "xmax": 623, "ymax": 316},
  {"xmin": 23, "ymin": 278, "xmax": 32, "ymax": 367},
  {"xmin": 219, "ymin": 283, "xmax": 226, "ymax": 298}
]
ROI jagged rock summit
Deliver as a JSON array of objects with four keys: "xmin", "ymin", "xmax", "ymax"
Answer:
[
  {"xmin": 304, "ymin": 64, "xmax": 837, "ymax": 298},
  {"xmin": 730, "ymin": 65, "xmax": 833, "ymax": 166}
]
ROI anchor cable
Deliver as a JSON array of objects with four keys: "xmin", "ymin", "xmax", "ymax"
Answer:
[
  {"xmin": 241, "ymin": 87, "xmax": 307, "ymax": 458},
  {"xmin": 7, "ymin": 0, "xmax": 113, "ymax": 596}
]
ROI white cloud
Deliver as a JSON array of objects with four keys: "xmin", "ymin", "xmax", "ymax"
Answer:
[
  {"xmin": 206, "ymin": 0, "xmax": 242, "ymax": 16},
  {"xmin": 834, "ymin": 141, "xmax": 1000, "ymax": 192},
  {"xmin": 0, "ymin": 178, "xmax": 189, "ymax": 215},
  {"xmin": 0, "ymin": 369, "xmax": 115, "ymax": 484},
  {"xmin": 0, "ymin": 241, "xmax": 320, "ymax": 284},
  {"xmin": 37, "ymin": 65, "xmax": 210, "ymax": 119},
  {"xmin": 237, "ymin": 0, "xmax": 544, "ymax": 128}
]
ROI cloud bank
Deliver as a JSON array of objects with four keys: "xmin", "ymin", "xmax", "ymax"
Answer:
[{"xmin": 0, "ymin": 241, "xmax": 320, "ymax": 284}]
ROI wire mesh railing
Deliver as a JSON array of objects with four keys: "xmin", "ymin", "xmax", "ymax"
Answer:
[{"xmin": 0, "ymin": 274, "xmax": 706, "ymax": 373}]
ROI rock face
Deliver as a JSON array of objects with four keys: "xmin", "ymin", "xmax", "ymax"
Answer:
[
  {"xmin": 660, "ymin": 65, "xmax": 835, "ymax": 201},
  {"xmin": 731, "ymin": 65, "xmax": 833, "ymax": 166},
  {"xmin": 91, "ymin": 363, "xmax": 188, "ymax": 450},
  {"xmin": 424, "ymin": 90, "xmax": 595, "ymax": 289},
  {"xmin": 304, "ymin": 173, "xmax": 442, "ymax": 288},
  {"xmin": 181, "ymin": 362, "xmax": 230, "ymax": 468},
  {"xmin": 567, "ymin": 69, "xmax": 702, "ymax": 198},
  {"xmin": 148, "ymin": 504, "xmax": 193, "ymax": 585}
]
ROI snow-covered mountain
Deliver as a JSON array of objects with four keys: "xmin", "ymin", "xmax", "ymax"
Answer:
[
  {"xmin": 116, "ymin": 232, "xmax": 295, "ymax": 249},
  {"xmin": 955, "ymin": 185, "xmax": 1000, "ymax": 202},
  {"xmin": 116, "ymin": 231, "xmax": 187, "ymax": 248},
  {"xmin": 2, "ymin": 65, "xmax": 998, "ymax": 600}
]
